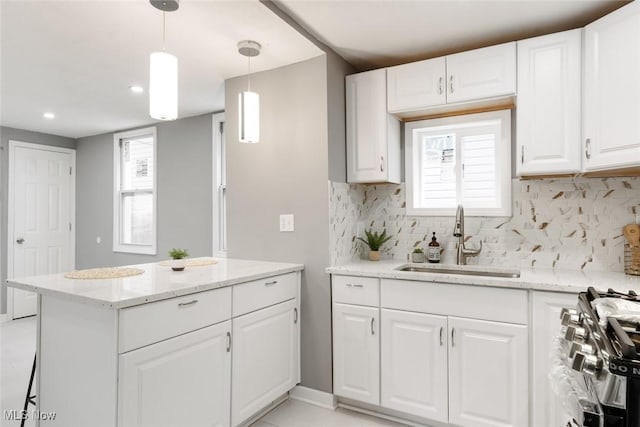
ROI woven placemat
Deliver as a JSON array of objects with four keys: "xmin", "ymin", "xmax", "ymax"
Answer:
[
  {"xmin": 158, "ymin": 257, "xmax": 218, "ymax": 267},
  {"xmin": 64, "ymin": 267, "xmax": 145, "ymax": 280}
]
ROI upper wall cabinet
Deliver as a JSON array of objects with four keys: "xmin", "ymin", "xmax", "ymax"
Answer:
[
  {"xmin": 516, "ymin": 29, "xmax": 582, "ymax": 176},
  {"xmin": 583, "ymin": 1, "xmax": 640, "ymax": 171},
  {"xmin": 387, "ymin": 42, "xmax": 516, "ymax": 114},
  {"xmin": 346, "ymin": 69, "xmax": 401, "ymax": 184}
]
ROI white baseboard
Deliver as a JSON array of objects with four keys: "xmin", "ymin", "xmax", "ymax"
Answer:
[
  {"xmin": 289, "ymin": 386, "xmax": 337, "ymax": 410},
  {"xmin": 0, "ymin": 313, "xmax": 9, "ymax": 324}
]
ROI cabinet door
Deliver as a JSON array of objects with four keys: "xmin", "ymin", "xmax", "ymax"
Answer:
[
  {"xmin": 119, "ymin": 321, "xmax": 231, "ymax": 427},
  {"xmin": 387, "ymin": 57, "xmax": 446, "ymax": 112},
  {"xmin": 333, "ymin": 303, "xmax": 380, "ymax": 405},
  {"xmin": 346, "ymin": 69, "xmax": 400, "ymax": 183},
  {"xmin": 231, "ymin": 299, "xmax": 298, "ymax": 426},
  {"xmin": 584, "ymin": 1, "xmax": 640, "ymax": 171},
  {"xmin": 381, "ymin": 309, "xmax": 448, "ymax": 422},
  {"xmin": 517, "ymin": 29, "xmax": 582, "ymax": 176},
  {"xmin": 446, "ymin": 42, "xmax": 516, "ymax": 104},
  {"xmin": 448, "ymin": 317, "xmax": 528, "ymax": 427},
  {"xmin": 532, "ymin": 292, "xmax": 577, "ymax": 427}
]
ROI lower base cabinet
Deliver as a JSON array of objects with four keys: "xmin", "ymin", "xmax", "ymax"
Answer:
[
  {"xmin": 231, "ymin": 299, "xmax": 299, "ymax": 426},
  {"xmin": 448, "ymin": 317, "xmax": 528, "ymax": 427},
  {"xmin": 332, "ymin": 303, "xmax": 380, "ymax": 405},
  {"xmin": 381, "ymin": 309, "xmax": 448, "ymax": 422},
  {"xmin": 119, "ymin": 321, "xmax": 232, "ymax": 427},
  {"xmin": 332, "ymin": 275, "xmax": 530, "ymax": 427}
]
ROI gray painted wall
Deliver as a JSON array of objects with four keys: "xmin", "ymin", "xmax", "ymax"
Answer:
[
  {"xmin": 0, "ymin": 126, "xmax": 76, "ymax": 314},
  {"xmin": 326, "ymin": 51, "xmax": 355, "ymax": 183},
  {"xmin": 75, "ymin": 113, "xmax": 213, "ymax": 268},
  {"xmin": 225, "ymin": 55, "xmax": 336, "ymax": 393}
]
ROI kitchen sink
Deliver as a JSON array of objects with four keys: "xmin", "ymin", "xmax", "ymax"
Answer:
[{"xmin": 395, "ymin": 265, "xmax": 521, "ymax": 278}]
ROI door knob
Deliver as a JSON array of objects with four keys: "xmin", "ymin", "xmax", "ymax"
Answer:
[{"xmin": 16, "ymin": 238, "xmax": 25, "ymax": 244}]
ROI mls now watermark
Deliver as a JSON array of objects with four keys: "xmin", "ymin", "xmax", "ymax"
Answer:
[{"xmin": 4, "ymin": 409, "xmax": 57, "ymax": 421}]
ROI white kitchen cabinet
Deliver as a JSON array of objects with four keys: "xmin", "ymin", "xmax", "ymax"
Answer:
[
  {"xmin": 446, "ymin": 42, "xmax": 516, "ymax": 104},
  {"xmin": 231, "ymin": 298, "xmax": 299, "ymax": 426},
  {"xmin": 119, "ymin": 320, "xmax": 232, "ymax": 427},
  {"xmin": 531, "ymin": 291, "xmax": 577, "ymax": 427},
  {"xmin": 517, "ymin": 29, "xmax": 582, "ymax": 176},
  {"xmin": 386, "ymin": 43, "xmax": 515, "ymax": 115},
  {"xmin": 448, "ymin": 316, "xmax": 528, "ymax": 427},
  {"xmin": 333, "ymin": 302, "xmax": 380, "ymax": 404},
  {"xmin": 387, "ymin": 57, "xmax": 446, "ymax": 112},
  {"xmin": 380, "ymin": 309, "xmax": 448, "ymax": 422},
  {"xmin": 583, "ymin": 1, "xmax": 640, "ymax": 171},
  {"xmin": 346, "ymin": 69, "xmax": 401, "ymax": 183}
]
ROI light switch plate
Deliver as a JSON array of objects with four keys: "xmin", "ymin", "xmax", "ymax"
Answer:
[{"xmin": 280, "ymin": 214, "xmax": 294, "ymax": 232}]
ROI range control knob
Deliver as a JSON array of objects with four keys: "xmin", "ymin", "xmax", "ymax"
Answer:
[
  {"xmin": 572, "ymin": 352, "xmax": 603, "ymax": 377},
  {"xmin": 565, "ymin": 325, "xmax": 588, "ymax": 342},
  {"xmin": 569, "ymin": 342, "xmax": 594, "ymax": 358},
  {"xmin": 560, "ymin": 307, "xmax": 577, "ymax": 320},
  {"xmin": 562, "ymin": 311, "xmax": 583, "ymax": 326}
]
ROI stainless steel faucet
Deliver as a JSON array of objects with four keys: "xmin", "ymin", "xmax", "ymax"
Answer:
[{"xmin": 453, "ymin": 205, "xmax": 482, "ymax": 265}]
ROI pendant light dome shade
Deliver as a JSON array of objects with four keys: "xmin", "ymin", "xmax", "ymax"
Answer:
[
  {"xmin": 149, "ymin": 51, "xmax": 178, "ymax": 121},
  {"xmin": 239, "ymin": 91, "xmax": 259, "ymax": 143}
]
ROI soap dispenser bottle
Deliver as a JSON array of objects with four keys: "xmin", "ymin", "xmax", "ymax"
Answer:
[{"xmin": 428, "ymin": 232, "xmax": 441, "ymax": 263}]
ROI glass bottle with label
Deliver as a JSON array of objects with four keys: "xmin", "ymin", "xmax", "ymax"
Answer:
[{"xmin": 428, "ymin": 232, "xmax": 441, "ymax": 263}]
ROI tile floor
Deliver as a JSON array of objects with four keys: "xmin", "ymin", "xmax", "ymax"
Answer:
[{"xmin": 1, "ymin": 317, "xmax": 404, "ymax": 427}]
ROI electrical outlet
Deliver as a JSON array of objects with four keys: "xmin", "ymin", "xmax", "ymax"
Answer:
[{"xmin": 279, "ymin": 214, "xmax": 294, "ymax": 232}]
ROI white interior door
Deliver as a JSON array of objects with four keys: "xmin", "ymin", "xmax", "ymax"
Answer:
[{"xmin": 10, "ymin": 142, "xmax": 74, "ymax": 319}]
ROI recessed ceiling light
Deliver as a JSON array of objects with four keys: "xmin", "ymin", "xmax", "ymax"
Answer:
[
  {"xmin": 129, "ymin": 85, "xmax": 144, "ymax": 93},
  {"xmin": 43, "ymin": 112, "xmax": 55, "ymax": 119}
]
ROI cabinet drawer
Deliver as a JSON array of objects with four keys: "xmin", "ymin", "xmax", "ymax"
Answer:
[
  {"xmin": 233, "ymin": 272, "xmax": 297, "ymax": 317},
  {"xmin": 119, "ymin": 286, "xmax": 232, "ymax": 353},
  {"xmin": 332, "ymin": 275, "xmax": 379, "ymax": 307},
  {"xmin": 381, "ymin": 279, "xmax": 527, "ymax": 324}
]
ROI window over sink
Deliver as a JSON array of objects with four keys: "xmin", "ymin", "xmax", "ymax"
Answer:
[{"xmin": 405, "ymin": 110, "xmax": 511, "ymax": 217}]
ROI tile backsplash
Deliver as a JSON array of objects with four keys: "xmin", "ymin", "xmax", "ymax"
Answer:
[{"xmin": 329, "ymin": 177, "xmax": 640, "ymax": 272}]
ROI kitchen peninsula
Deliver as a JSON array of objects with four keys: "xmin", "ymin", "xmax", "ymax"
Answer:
[{"xmin": 7, "ymin": 258, "xmax": 304, "ymax": 427}]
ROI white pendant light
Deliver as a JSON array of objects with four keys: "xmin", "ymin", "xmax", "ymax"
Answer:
[
  {"xmin": 149, "ymin": 1, "xmax": 179, "ymax": 121},
  {"xmin": 238, "ymin": 40, "xmax": 261, "ymax": 143}
]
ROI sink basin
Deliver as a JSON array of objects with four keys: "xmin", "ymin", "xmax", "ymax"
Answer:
[{"xmin": 395, "ymin": 265, "xmax": 521, "ymax": 278}]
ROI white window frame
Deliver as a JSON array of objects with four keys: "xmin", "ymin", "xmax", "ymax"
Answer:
[
  {"xmin": 212, "ymin": 112, "xmax": 227, "ymax": 258},
  {"xmin": 113, "ymin": 126, "xmax": 157, "ymax": 255},
  {"xmin": 405, "ymin": 110, "xmax": 511, "ymax": 217}
]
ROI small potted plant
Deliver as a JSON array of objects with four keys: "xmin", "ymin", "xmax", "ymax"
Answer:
[
  {"xmin": 357, "ymin": 229, "xmax": 393, "ymax": 261},
  {"xmin": 411, "ymin": 247, "xmax": 425, "ymax": 263},
  {"xmin": 168, "ymin": 248, "xmax": 189, "ymax": 271}
]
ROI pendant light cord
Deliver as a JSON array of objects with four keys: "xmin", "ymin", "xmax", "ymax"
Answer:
[
  {"xmin": 162, "ymin": 11, "xmax": 166, "ymax": 51},
  {"xmin": 247, "ymin": 55, "xmax": 251, "ymax": 92}
]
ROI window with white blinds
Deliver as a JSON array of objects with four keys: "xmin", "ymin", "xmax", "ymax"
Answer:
[
  {"xmin": 406, "ymin": 110, "xmax": 511, "ymax": 216},
  {"xmin": 113, "ymin": 127, "xmax": 157, "ymax": 254}
]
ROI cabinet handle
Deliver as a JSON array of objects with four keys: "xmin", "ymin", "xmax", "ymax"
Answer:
[
  {"xmin": 449, "ymin": 75, "xmax": 455, "ymax": 93},
  {"xmin": 346, "ymin": 283, "xmax": 363, "ymax": 288},
  {"xmin": 265, "ymin": 280, "xmax": 278, "ymax": 286},
  {"xmin": 178, "ymin": 299, "xmax": 198, "ymax": 307},
  {"xmin": 585, "ymin": 138, "xmax": 591, "ymax": 160},
  {"xmin": 371, "ymin": 318, "xmax": 375, "ymax": 335},
  {"xmin": 451, "ymin": 328, "xmax": 455, "ymax": 347},
  {"xmin": 438, "ymin": 76, "xmax": 444, "ymax": 95},
  {"xmin": 294, "ymin": 307, "xmax": 298, "ymax": 324},
  {"xmin": 439, "ymin": 327, "xmax": 444, "ymax": 346},
  {"xmin": 521, "ymin": 146, "xmax": 525, "ymax": 165},
  {"xmin": 226, "ymin": 332, "xmax": 231, "ymax": 352},
  {"xmin": 380, "ymin": 156, "xmax": 384, "ymax": 172}
]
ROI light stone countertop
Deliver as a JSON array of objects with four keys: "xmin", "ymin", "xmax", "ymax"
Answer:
[
  {"xmin": 7, "ymin": 258, "xmax": 304, "ymax": 309},
  {"xmin": 327, "ymin": 260, "xmax": 640, "ymax": 294}
]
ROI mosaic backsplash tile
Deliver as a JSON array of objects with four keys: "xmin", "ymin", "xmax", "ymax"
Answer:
[{"xmin": 329, "ymin": 177, "xmax": 640, "ymax": 272}]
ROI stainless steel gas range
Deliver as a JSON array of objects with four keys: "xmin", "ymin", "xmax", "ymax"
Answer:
[{"xmin": 555, "ymin": 287, "xmax": 640, "ymax": 427}]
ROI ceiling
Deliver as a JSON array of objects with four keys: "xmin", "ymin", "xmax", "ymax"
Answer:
[
  {"xmin": 276, "ymin": 0, "xmax": 630, "ymax": 70},
  {"xmin": 1, "ymin": 1, "xmax": 632, "ymax": 139},
  {"xmin": 0, "ymin": 0, "xmax": 322, "ymax": 138}
]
